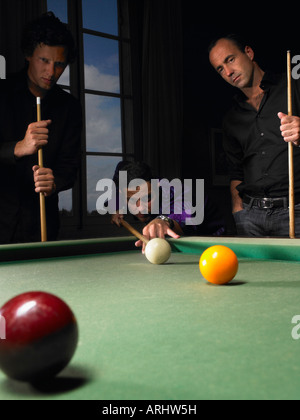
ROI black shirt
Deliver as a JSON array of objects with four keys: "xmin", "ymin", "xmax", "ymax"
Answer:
[
  {"xmin": 0, "ymin": 70, "xmax": 82, "ymax": 243},
  {"xmin": 222, "ymin": 72, "xmax": 300, "ymax": 199}
]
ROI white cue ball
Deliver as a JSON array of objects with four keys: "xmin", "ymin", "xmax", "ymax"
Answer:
[{"xmin": 145, "ymin": 238, "xmax": 171, "ymax": 265}]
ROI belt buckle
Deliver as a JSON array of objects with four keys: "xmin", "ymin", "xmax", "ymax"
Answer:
[{"xmin": 260, "ymin": 198, "xmax": 274, "ymax": 209}]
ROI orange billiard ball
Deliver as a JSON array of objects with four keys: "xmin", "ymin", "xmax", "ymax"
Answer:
[{"xmin": 199, "ymin": 245, "xmax": 238, "ymax": 285}]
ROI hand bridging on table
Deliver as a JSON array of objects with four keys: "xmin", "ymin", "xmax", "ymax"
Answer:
[{"xmin": 137, "ymin": 219, "xmax": 180, "ymax": 253}]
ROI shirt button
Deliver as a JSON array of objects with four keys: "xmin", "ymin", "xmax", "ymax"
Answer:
[{"xmin": 260, "ymin": 133, "xmax": 264, "ymax": 137}]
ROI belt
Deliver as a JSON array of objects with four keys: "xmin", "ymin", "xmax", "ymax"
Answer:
[{"xmin": 243, "ymin": 194, "xmax": 288, "ymax": 209}]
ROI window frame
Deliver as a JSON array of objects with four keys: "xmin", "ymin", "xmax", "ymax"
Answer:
[{"xmin": 47, "ymin": 0, "xmax": 136, "ymax": 238}]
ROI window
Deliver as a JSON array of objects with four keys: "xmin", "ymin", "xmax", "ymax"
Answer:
[{"xmin": 47, "ymin": 0, "xmax": 134, "ymax": 237}]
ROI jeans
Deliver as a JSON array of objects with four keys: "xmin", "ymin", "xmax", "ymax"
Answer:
[{"xmin": 233, "ymin": 203, "xmax": 300, "ymax": 237}]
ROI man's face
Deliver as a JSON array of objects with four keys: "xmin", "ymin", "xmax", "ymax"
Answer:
[
  {"xmin": 26, "ymin": 43, "xmax": 67, "ymax": 93},
  {"xmin": 209, "ymin": 38, "xmax": 255, "ymax": 89},
  {"xmin": 125, "ymin": 181, "xmax": 157, "ymax": 223}
]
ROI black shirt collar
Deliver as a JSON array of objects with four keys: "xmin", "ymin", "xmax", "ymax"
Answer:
[
  {"xmin": 234, "ymin": 72, "xmax": 282, "ymax": 103},
  {"xmin": 8, "ymin": 68, "xmax": 60, "ymax": 102}
]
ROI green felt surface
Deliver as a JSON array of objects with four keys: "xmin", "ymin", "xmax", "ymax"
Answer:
[{"xmin": 0, "ymin": 237, "xmax": 300, "ymax": 400}]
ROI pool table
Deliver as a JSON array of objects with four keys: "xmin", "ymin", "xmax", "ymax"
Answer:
[{"xmin": 1, "ymin": 235, "xmax": 300, "ymax": 401}]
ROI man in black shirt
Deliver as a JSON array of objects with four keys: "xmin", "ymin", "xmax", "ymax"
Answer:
[
  {"xmin": 209, "ymin": 34, "xmax": 300, "ymax": 237},
  {"xmin": 0, "ymin": 13, "xmax": 82, "ymax": 243}
]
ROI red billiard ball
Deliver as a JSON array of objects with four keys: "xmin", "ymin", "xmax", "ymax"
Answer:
[
  {"xmin": 0, "ymin": 291, "xmax": 78, "ymax": 382},
  {"xmin": 199, "ymin": 245, "xmax": 239, "ymax": 285}
]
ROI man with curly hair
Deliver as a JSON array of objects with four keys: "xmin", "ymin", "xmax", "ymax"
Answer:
[{"xmin": 0, "ymin": 12, "xmax": 82, "ymax": 243}]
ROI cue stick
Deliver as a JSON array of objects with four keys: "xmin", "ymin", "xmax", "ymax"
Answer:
[
  {"xmin": 120, "ymin": 219, "xmax": 149, "ymax": 244},
  {"xmin": 287, "ymin": 51, "xmax": 295, "ymax": 239},
  {"xmin": 36, "ymin": 97, "xmax": 47, "ymax": 242}
]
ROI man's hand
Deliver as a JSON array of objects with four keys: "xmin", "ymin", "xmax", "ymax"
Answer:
[
  {"xmin": 111, "ymin": 211, "xmax": 124, "ymax": 227},
  {"xmin": 136, "ymin": 219, "xmax": 180, "ymax": 253},
  {"xmin": 230, "ymin": 180, "xmax": 244, "ymax": 214},
  {"xmin": 14, "ymin": 120, "xmax": 52, "ymax": 158},
  {"xmin": 32, "ymin": 165, "xmax": 56, "ymax": 197},
  {"xmin": 278, "ymin": 112, "xmax": 300, "ymax": 146}
]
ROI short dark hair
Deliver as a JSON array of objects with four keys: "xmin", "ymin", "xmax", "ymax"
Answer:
[
  {"xmin": 113, "ymin": 161, "xmax": 153, "ymax": 187},
  {"xmin": 21, "ymin": 12, "xmax": 76, "ymax": 64},
  {"xmin": 208, "ymin": 34, "xmax": 249, "ymax": 55}
]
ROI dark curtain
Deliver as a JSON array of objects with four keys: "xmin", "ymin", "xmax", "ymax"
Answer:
[
  {"xmin": 129, "ymin": 0, "xmax": 183, "ymax": 179},
  {"xmin": 0, "ymin": 0, "xmax": 47, "ymax": 74}
]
